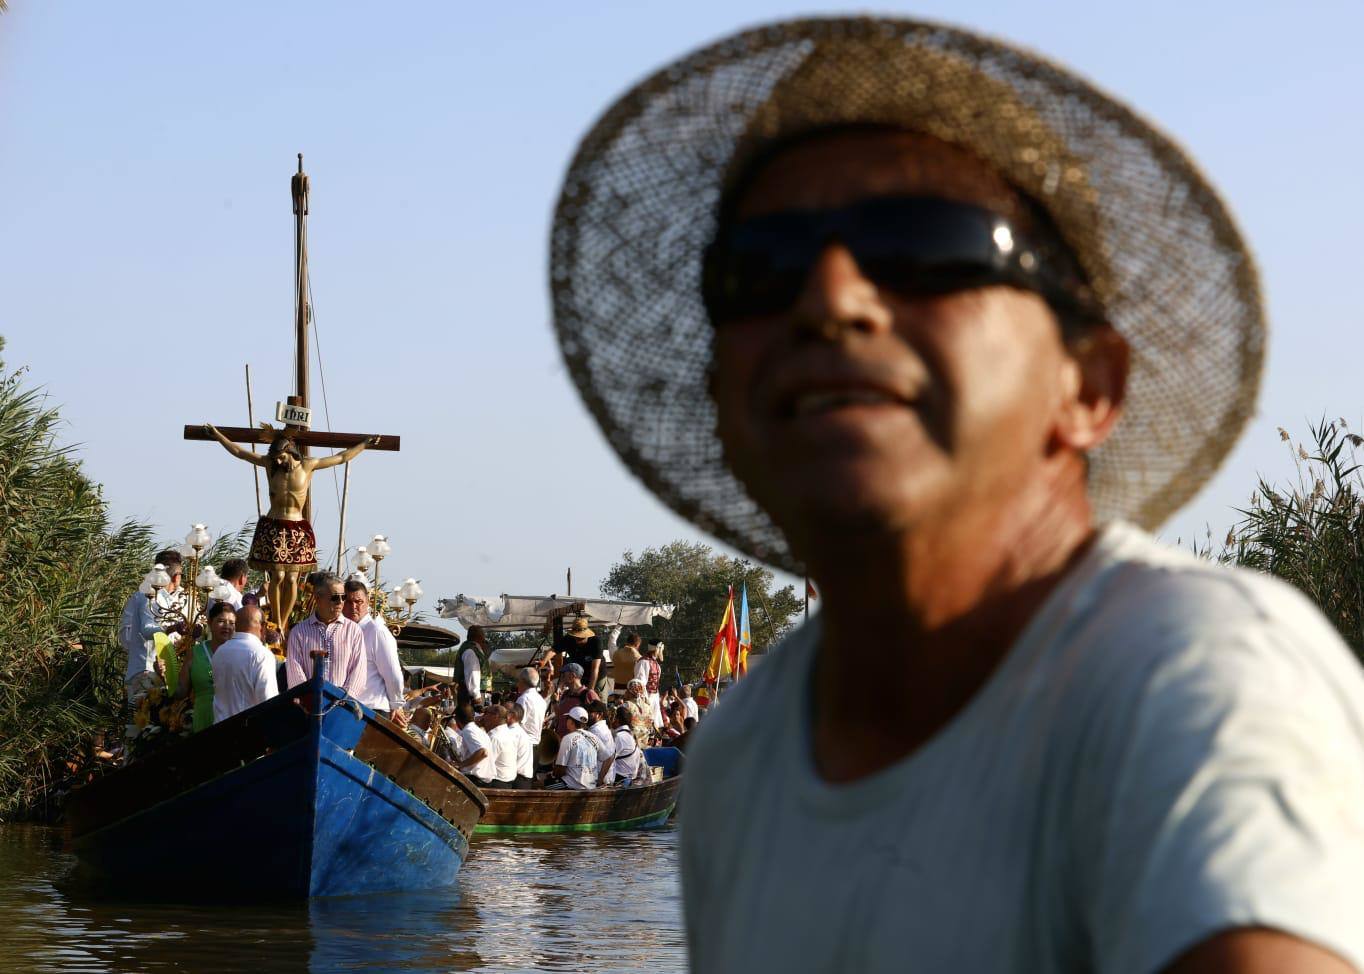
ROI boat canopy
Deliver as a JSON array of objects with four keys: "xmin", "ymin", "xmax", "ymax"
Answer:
[{"xmin": 436, "ymin": 594, "xmax": 674, "ymax": 632}]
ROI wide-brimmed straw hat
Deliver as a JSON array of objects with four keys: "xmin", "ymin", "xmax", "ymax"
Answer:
[
  {"xmin": 550, "ymin": 16, "xmax": 1265, "ymax": 573},
  {"xmin": 568, "ymin": 617, "xmax": 596, "ymax": 639}
]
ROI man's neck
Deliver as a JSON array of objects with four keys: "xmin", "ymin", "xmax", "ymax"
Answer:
[{"xmin": 803, "ymin": 460, "xmax": 1095, "ymax": 781}]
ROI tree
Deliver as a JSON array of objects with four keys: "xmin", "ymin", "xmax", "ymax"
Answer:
[
  {"xmin": 600, "ymin": 540, "xmax": 802, "ymax": 683},
  {"xmin": 0, "ymin": 341, "xmax": 159, "ymax": 819},
  {"xmin": 1198, "ymin": 418, "xmax": 1364, "ymax": 663}
]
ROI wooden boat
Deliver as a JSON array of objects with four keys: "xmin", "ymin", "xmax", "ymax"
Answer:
[
  {"xmin": 476, "ymin": 747, "xmax": 681, "ymax": 834},
  {"xmin": 65, "ymin": 661, "xmax": 488, "ymax": 899}
]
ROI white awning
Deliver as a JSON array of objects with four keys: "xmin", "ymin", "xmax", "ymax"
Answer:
[{"xmin": 435, "ymin": 593, "xmax": 674, "ymax": 632}]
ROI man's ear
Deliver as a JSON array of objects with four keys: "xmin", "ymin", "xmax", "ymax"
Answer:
[{"xmin": 1052, "ymin": 323, "xmax": 1128, "ymax": 452}]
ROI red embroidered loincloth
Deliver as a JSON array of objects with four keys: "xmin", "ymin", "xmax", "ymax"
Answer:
[{"xmin": 247, "ymin": 516, "xmax": 318, "ymax": 571}]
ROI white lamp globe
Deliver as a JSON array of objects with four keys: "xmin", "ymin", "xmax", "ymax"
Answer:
[
  {"xmin": 195, "ymin": 566, "xmax": 219, "ymax": 590},
  {"xmin": 354, "ymin": 547, "xmax": 375, "ymax": 571},
  {"xmin": 400, "ymin": 578, "xmax": 422, "ymax": 605},
  {"xmin": 176, "ymin": 542, "xmax": 197, "ymax": 560},
  {"xmin": 148, "ymin": 564, "xmax": 172, "ymax": 590},
  {"xmin": 210, "ymin": 581, "xmax": 237, "ymax": 602},
  {"xmin": 369, "ymin": 535, "xmax": 392, "ymax": 560},
  {"xmin": 186, "ymin": 524, "xmax": 212, "ymax": 551}
]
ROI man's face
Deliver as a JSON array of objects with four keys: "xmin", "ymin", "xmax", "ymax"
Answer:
[
  {"xmin": 710, "ymin": 130, "xmax": 1116, "ymax": 554},
  {"xmin": 342, "ymin": 587, "xmax": 369, "ymax": 623},
  {"xmin": 315, "ymin": 583, "xmax": 344, "ymax": 622}
]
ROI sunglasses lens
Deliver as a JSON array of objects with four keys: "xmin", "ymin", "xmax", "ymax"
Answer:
[
  {"xmin": 706, "ymin": 197, "xmax": 1026, "ymax": 321},
  {"xmin": 329, "ymin": 594, "xmax": 343, "ymax": 603}
]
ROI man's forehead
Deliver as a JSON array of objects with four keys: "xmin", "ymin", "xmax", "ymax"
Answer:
[{"xmin": 733, "ymin": 128, "xmax": 1027, "ymax": 222}]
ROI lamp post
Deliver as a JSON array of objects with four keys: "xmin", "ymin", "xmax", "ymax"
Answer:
[{"xmin": 368, "ymin": 534, "xmax": 391, "ymax": 591}]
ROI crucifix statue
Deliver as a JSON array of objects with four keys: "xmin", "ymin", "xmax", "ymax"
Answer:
[
  {"xmin": 197, "ymin": 423, "xmax": 392, "ymax": 632},
  {"xmin": 184, "ymin": 155, "xmax": 402, "ymax": 636}
]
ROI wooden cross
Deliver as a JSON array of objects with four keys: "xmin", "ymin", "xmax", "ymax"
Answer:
[{"xmin": 182, "ymin": 426, "xmax": 401, "ymax": 452}]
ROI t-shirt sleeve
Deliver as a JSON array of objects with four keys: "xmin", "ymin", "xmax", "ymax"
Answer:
[{"xmin": 1077, "ymin": 615, "xmax": 1364, "ymax": 974}]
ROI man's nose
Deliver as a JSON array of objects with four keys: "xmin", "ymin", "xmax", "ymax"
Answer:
[{"xmin": 792, "ymin": 242, "xmax": 894, "ymax": 340}]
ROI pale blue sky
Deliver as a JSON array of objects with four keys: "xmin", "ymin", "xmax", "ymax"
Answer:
[{"xmin": 1, "ymin": 2, "xmax": 1360, "ymax": 615}]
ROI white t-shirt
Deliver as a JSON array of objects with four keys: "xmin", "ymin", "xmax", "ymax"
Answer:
[
  {"xmin": 554, "ymin": 728, "xmax": 598, "ymax": 790},
  {"xmin": 683, "ymin": 698, "xmax": 699, "ymax": 723},
  {"xmin": 442, "ymin": 724, "xmax": 467, "ymax": 763},
  {"xmin": 587, "ymin": 719, "xmax": 616, "ymax": 782},
  {"xmin": 612, "ymin": 725, "xmax": 645, "ymax": 785},
  {"xmin": 459, "ymin": 722, "xmax": 495, "ymax": 782},
  {"xmin": 210, "ymin": 633, "xmax": 279, "ymax": 722},
  {"xmin": 517, "ymin": 686, "xmax": 547, "ymax": 744},
  {"xmin": 460, "ymin": 644, "xmax": 482, "ymax": 702},
  {"xmin": 488, "ymin": 723, "xmax": 520, "ymax": 783},
  {"xmin": 682, "ymin": 523, "xmax": 1364, "ymax": 974},
  {"xmin": 509, "ymin": 724, "xmax": 534, "ymax": 779}
]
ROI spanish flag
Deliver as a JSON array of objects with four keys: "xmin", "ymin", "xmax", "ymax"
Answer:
[{"xmin": 695, "ymin": 586, "xmax": 738, "ymax": 708}]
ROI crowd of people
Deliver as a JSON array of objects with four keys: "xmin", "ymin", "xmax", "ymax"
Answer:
[{"xmin": 116, "ymin": 556, "xmax": 696, "ymax": 789}]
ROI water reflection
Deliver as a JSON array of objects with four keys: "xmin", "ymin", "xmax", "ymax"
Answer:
[{"xmin": 0, "ymin": 826, "xmax": 685, "ymax": 973}]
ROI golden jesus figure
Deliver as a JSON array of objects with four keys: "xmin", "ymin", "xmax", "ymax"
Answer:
[{"xmin": 203, "ymin": 423, "xmax": 379, "ymax": 631}]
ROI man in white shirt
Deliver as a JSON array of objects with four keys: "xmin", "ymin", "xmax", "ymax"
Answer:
[
  {"xmin": 457, "ymin": 626, "xmax": 486, "ymax": 706},
  {"xmin": 212, "ymin": 558, "xmax": 249, "ymax": 612},
  {"xmin": 515, "ymin": 667, "xmax": 547, "ymax": 748},
  {"xmin": 508, "ymin": 704, "xmax": 535, "ymax": 788},
  {"xmin": 454, "ymin": 703, "xmax": 496, "ymax": 787},
  {"xmin": 211, "ymin": 605, "xmax": 279, "ymax": 721},
  {"xmin": 584, "ymin": 700, "xmax": 616, "ymax": 787},
  {"xmin": 549, "ymin": 706, "xmax": 597, "ymax": 790},
  {"xmin": 680, "ymin": 684, "xmax": 699, "ymax": 723},
  {"xmin": 341, "ymin": 578, "xmax": 409, "ymax": 727},
  {"xmin": 556, "ymin": 19, "xmax": 1364, "ymax": 973},
  {"xmin": 485, "ymin": 705, "xmax": 520, "ymax": 788},
  {"xmin": 610, "ymin": 705, "xmax": 648, "ymax": 786}
]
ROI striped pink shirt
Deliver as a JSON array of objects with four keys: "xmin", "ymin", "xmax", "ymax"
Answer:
[{"xmin": 285, "ymin": 613, "xmax": 367, "ymax": 696}]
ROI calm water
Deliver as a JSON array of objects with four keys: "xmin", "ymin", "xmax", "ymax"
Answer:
[{"xmin": 0, "ymin": 824, "xmax": 686, "ymax": 973}]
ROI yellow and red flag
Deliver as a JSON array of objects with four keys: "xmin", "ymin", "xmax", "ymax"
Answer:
[{"xmin": 695, "ymin": 586, "xmax": 737, "ymax": 708}]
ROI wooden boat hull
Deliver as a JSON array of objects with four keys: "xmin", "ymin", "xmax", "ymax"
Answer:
[
  {"xmin": 65, "ymin": 675, "xmax": 487, "ymax": 899},
  {"xmin": 476, "ymin": 775, "xmax": 681, "ymax": 834}
]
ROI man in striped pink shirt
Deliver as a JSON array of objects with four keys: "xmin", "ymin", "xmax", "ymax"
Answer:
[{"xmin": 285, "ymin": 574, "xmax": 367, "ymax": 696}]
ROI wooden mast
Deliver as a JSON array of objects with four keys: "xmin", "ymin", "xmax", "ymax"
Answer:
[{"xmin": 291, "ymin": 153, "xmax": 313, "ymax": 521}]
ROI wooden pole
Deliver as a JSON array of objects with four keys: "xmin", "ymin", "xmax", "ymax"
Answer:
[
  {"xmin": 245, "ymin": 364, "xmax": 262, "ymax": 517},
  {"xmin": 336, "ymin": 462, "xmax": 350, "ymax": 575},
  {"xmin": 291, "ymin": 154, "xmax": 312, "ymax": 521},
  {"xmin": 566, "ymin": 567, "xmax": 572, "ymax": 597}
]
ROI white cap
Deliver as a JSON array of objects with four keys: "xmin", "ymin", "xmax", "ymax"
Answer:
[{"xmin": 567, "ymin": 706, "xmax": 590, "ymax": 725}]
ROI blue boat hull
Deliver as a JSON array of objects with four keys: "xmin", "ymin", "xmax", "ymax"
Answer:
[{"xmin": 67, "ymin": 680, "xmax": 486, "ymax": 899}]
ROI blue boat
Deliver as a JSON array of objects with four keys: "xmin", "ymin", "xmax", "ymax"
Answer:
[{"xmin": 64, "ymin": 661, "xmax": 488, "ymax": 899}]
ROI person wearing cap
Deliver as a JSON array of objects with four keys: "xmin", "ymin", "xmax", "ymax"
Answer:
[
  {"xmin": 551, "ymin": 661, "xmax": 600, "ymax": 737},
  {"xmin": 548, "ymin": 706, "xmax": 598, "ymax": 791},
  {"xmin": 550, "ymin": 16, "xmax": 1364, "ymax": 974}
]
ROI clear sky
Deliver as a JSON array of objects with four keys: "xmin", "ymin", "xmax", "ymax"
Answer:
[{"xmin": 1, "ymin": 1, "xmax": 1360, "ymax": 619}]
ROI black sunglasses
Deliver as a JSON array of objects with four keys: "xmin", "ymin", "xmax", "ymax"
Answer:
[
  {"xmin": 702, "ymin": 195, "xmax": 1098, "ymax": 325},
  {"xmin": 325, "ymin": 593, "xmax": 344, "ymax": 604}
]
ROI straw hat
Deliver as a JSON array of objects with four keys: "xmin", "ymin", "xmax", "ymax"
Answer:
[
  {"xmin": 550, "ymin": 16, "xmax": 1264, "ymax": 574},
  {"xmin": 568, "ymin": 617, "xmax": 596, "ymax": 639}
]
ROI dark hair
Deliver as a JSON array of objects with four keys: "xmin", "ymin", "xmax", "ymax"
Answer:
[
  {"xmin": 484, "ymin": 704, "xmax": 506, "ymax": 722},
  {"xmin": 512, "ymin": 703, "xmax": 525, "ymax": 721},
  {"xmin": 613, "ymin": 706, "xmax": 632, "ymax": 727},
  {"xmin": 623, "ymin": 631, "xmax": 641, "ymax": 647},
  {"xmin": 218, "ymin": 559, "xmax": 248, "ymax": 583},
  {"xmin": 587, "ymin": 699, "xmax": 608, "ymax": 717},
  {"xmin": 207, "ymin": 600, "xmax": 236, "ymax": 621},
  {"xmin": 268, "ymin": 433, "xmax": 301, "ymax": 459},
  {"xmin": 456, "ymin": 703, "xmax": 477, "ymax": 725},
  {"xmin": 154, "ymin": 549, "xmax": 183, "ymax": 571},
  {"xmin": 684, "ymin": 717, "xmax": 697, "ymax": 730},
  {"xmin": 343, "ymin": 578, "xmax": 369, "ymax": 595}
]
